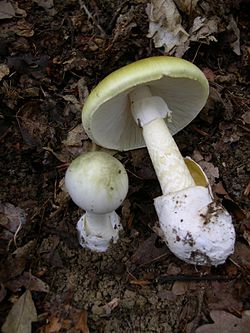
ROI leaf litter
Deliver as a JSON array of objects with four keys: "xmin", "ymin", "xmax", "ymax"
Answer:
[
  {"xmin": 0, "ymin": 0, "xmax": 249, "ymax": 332},
  {"xmin": 1, "ymin": 290, "xmax": 37, "ymax": 333}
]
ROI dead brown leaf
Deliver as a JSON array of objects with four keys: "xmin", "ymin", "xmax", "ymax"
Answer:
[
  {"xmin": 172, "ymin": 281, "xmax": 188, "ymax": 296},
  {"xmin": 0, "ymin": 202, "xmax": 26, "ymax": 234},
  {"xmin": 17, "ymin": 101, "xmax": 54, "ymax": 147},
  {"xmin": 1, "ymin": 290, "xmax": 37, "ymax": 333},
  {"xmin": 131, "ymin": 234, "xmax": 169, "ymax": 266},
  {"xmin": 0, "ymin": 63, "xmax": 10, "ymax": 81},
  {"xmin": 242, "ymin": 111, "xmax": 250, "ymax": 125},
  {"xmin": 0, "ymin": 0, "xmax": 15, "ymax": 19},
  {"xmin": 75, "ymin": 309, "xmax": 90, "ymax": 333},
  {"xmin": 195, "ymin": 310, "xmax": 250, "ymax": 333},
  {"xmin": 0, "ymin": 240, "xmax": 36, "ymax": 282},
  {"xmin": 5, "ymin": 271, "xmax": 49, "ymax": 293},
  {"xmin": 206, "ymin": 280, "xmax": 243, "ymax": 313},
  {"xmin": 40, "ymin": 305, "xmax": 90, "ymax": 333},
  {"xmin": 40, "ymin": 316, "xmax": 62, "ymax": 333},
  {"xmin": 230, "ymin": 242, "xmax": 250, "ymax": 273},
  {"xmin": 0, "ymin": 283, "xmax": 7, "ymax": 303}
]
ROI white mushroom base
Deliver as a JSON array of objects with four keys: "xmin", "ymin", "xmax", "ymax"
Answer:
[
  {"xmin": 154, "ymin": 186, "xmax": 235, "ymax": 266},
  {"xmin": 76, "ymin": 212, "xmax": 123, "ymax": 252}
]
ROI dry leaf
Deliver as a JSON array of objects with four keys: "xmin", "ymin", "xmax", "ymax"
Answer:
[
  {"xmin": 172, "ymin": 281, "xmax": 188, "ymax": 296},
  {"xmin": 242, "ymin": 111, "xmax": 250, "ymax": 124},
  {"xmin": 131, "ymin": 234, "xmax": 169, "ymax": 266},
  {"xmin": 0, "ymin": 283, "xmax": 7, "ymax": 303},
  {"xmin": 33, "ymin": 0, "xmax": 57, "ymax": 16},
  {"xmin": 1, "ymin": 290, "xmax": 37, "ymax": 333},
  {"xmin": 206, "ymin": 280, "xmax": 243, "ymax": 313},
  {"xmin": 0, "ymin": 0, "xmax": 15, "ymax": 19},
  {"xmin": 0, "ymin": 63, "xmax": 10, "ymax": 81},
  {"xmin": 5, "ymin": 272, "xmax": 50, "ymax": 293},
  {"xmin": 0, "ymin": 240, "xmax": 36, "ymax": 282},
  {"xmin": 0, "ymin": 202, "xmax": 26, "ymax": 233},
  {"xmin": 40, "ymin": 316, "xmax": 62, "ymax": 333},
  {"xmin": 195, "ymin": 310, "xmax": 250, "ymax": 333},
  {"xmin": 227, "ymin": 15, "xmax": 241, "ymax": 56},
  {"xmin": 75, "ymin": 309, "xmax": 90, "ymax": 333},
  {"xmin": 146, "ymin": 0, "xmax": 189, "ymax": 55},
  {"xmin": 230, "ymin": 242, "xmax": 250, "ymax": 273},
  {"xmin": 15, "ymin": 19, "xmax": 34, "ymax": 37}
]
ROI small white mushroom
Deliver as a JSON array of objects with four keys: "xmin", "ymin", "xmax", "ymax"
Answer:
[
  {"xmin": 65, "ymin": 151, "xmax": 128, "ymax": 252},
  {"xmin": 81, "ymin": 56, "xmax": 235, "ymax": 265}
]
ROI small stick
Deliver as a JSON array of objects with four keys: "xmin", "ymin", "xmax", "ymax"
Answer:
[
  {"xmin": 156, "ymin": 274, "xmax": 237, "ymax": 283},
  {"xmin": 79, "ymin": 0, "xmax": 106, "ymax": 36}
]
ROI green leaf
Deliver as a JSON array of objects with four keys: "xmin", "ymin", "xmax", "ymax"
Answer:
[{"xmin": 2, "ymin": 290, "xmax": 37, "ymax": 333}]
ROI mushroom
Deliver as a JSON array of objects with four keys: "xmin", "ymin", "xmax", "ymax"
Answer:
[
  {"xmin": 154, "ymin": 157, "xmax": 235, "ymax": 265},
  {"xmin": 81, "ymin": 56, "xmax": 235, "ymax": 265},
  {"xmin": 65, "ymin": 151, "xmax": 129, "ymax": 252}
]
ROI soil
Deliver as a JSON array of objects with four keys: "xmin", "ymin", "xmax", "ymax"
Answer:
[{"xmin": 0, "ymin": 1, "xmax": 249, "ymax": 333}]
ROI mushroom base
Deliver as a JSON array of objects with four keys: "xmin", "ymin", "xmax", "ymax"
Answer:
[
  {"xmin": 154, "ymin": 186, "xmax": 235, "ymax": 266},
  {"xmin": 76, "ymin": 212, "xmax": 123, "ymax": 252}
]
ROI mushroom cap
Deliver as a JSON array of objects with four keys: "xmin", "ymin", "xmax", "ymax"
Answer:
[
  {"xmin": 82, "ymin": 56, "xmax": 209, "ymax": 151},
  {"xmin": 65, "ymin": 151, "xmax": 129, "ymax": 214}
]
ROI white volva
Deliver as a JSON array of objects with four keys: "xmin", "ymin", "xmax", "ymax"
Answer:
[
  {"xmin": 154, "ymin": 186, "xmax": 235, "ymax": 265},
  {"xmin": 65, "ymin": 151, "xmax": 128, "ymax": 252},
  {"xmin": 129, "ymin": 86, "xmax": 235, "ymax": 266}
]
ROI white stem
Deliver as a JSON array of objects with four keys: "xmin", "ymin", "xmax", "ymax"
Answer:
[
  {"xmin": 84, "ymin": 212, "xmax": 119, "ymax": 237},
  {"xmin": 129, "ymin": 86, "xmax": 195, "ymax": 195},
  {"xmin": 76, "ymin": 211, "xmax": 122, "ymax": 252}
]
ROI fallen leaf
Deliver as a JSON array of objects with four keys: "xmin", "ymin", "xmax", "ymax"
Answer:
[
  {"xmin": 0, "ymin": 240, "xmax": 36, "ymax": 282},
  {"xmin": 17, "ymin": 101, "xmax": 53, "ymax": 147},
  {"xmin": 40, "ymin": 316, "xmax": 62, "ymax": 333},
  {"xmin": 0, "ymin": 0, "xmax": 15, "ymax": 19},
  {"xmin": 227, "ymin": 15, "xmax": 241, "ymax": 55},
  {"xmin": 75, "ymin": 309, "xmax": 90, "ymax": 333},
  {"xmin": 230, "ymin": 242, "xmax": 250, "ymax": 273},
  {"xmin": 131, "ymin": 234, "xmax": 169, "ymax": 266},
  {"xmin": 146, "ymin": 0, "xmax": 189, "ymax": 55},
  {"xmin": 1, "ymin": 290, "xmax": 37, "ymax": 333},
  {"xmin": 198, "ymin": 160, "xmax": 219, "ymax": 185},
  {"xmin": 189, "ymin": 16, "xmax": 219, "ymax": 44},
  {"xmin": 5, "ymin": 271, "xmax": 49, "ymax": 293},
  {"xmin": 102, "ymin": 298, "xmax": 120, "ymax": 317},
  {"xmin": 195, "ymin": 310, "xmax": 250, "ymax": 333},
  {"xmin": 172, "ymin": 281, "xmax": 188, "ymax": 296},
  {"xmin": 33, "ymin": 0, "xmax": 57, "ymax": 16},
  {"xmin": 174, "ymin": 0, "xmax": 199, "ymax": 13},
  {"xmin": 0, "ymin": 63, "xmax": 10, "ymax": 81},
  {"xmin": 0, "ymin": 283, "xmax": 7, "ymax": 303},
  {"xmin": 15, "ymin": 19, "xmax": 34, "ymax": 37},
  {"xmin": 206, "ymin": 280, "xmax": 243, "ymax": 313},
  {"xmin": 0, "ymin": 202, "xmax": 26, "ymax": 233},
  {"xmin": 242, "ymin": 111, "xmax": 250, "ymax": 124}
]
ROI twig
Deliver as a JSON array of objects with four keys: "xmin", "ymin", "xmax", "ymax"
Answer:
[
  {"xmin": 189, "ymin": 288, "xmax": 205, "ymax": 333},
  {"xmin": 78, "ymin": 0, "xmax": 106, "ymax": 36},
  {"xmin": 156, "ymin": 274, "xmax": 237, "ymax": 283}
]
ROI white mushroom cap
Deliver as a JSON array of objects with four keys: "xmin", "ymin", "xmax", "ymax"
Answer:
[
  {"xmin": 65, "ymin": 151, "xmax": 129, "ymax": 214},
  {"xmin": 82, "ymin": 56, "xmax": 209, "ymax": 151},
  {"xmin": 154, "ymin": 186, "xmax": 235, "ymax": 266}
]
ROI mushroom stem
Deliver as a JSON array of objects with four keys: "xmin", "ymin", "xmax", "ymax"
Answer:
[
  {"xmin": 129, "ymin": 86, "xmax": 195, "ymax": 195},
  {"xmin": 77, "ymin": 211, "xmax": 122, "ymax": 252}
]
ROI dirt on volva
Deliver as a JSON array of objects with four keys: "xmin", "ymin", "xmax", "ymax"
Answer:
[{"xmin": 0, "ymin": 1, "xmax": 249, "ymax": 332}]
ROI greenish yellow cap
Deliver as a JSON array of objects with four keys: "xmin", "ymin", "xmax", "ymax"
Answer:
[{"xmin": 82, "ymin": 56, "xmax": 209, "ymax": 151}]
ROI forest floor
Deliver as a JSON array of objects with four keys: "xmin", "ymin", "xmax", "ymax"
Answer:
[{"xmin": 0, "ymin": 1, "xmax": 249, "ymax": 332}]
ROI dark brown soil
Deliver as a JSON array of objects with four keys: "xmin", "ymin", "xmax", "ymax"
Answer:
[{"xmin": 0, "ymin": 1, "xmax": 249, "ymax": 332}]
